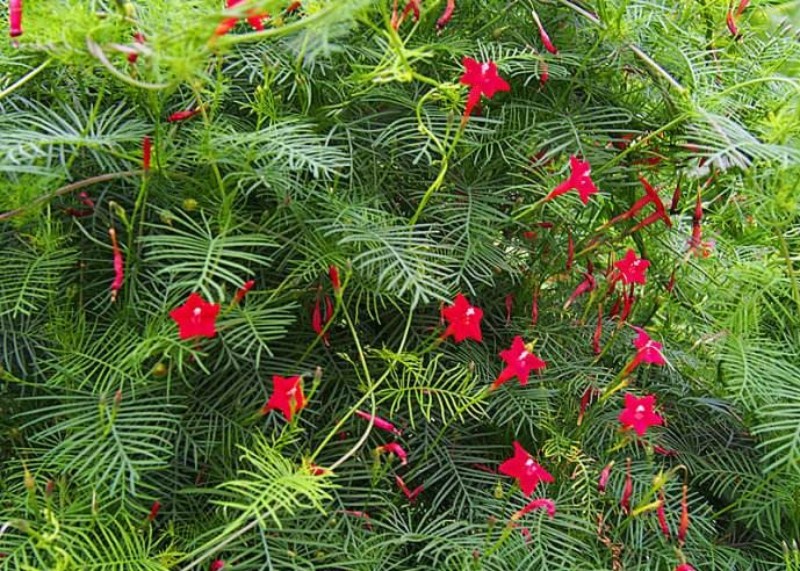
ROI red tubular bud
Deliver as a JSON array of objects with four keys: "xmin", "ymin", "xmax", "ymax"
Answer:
[
  {"xmin": 209, "ymin": 561, "xmax": 225, "ymax": 571},
  {"xmin": 677, "ymin": 484, "xmax": 690, "ymax": 545},
  {"xmin": 167, "ymin": 108, "xmax": 201, "ymax": 122},
  {"xmin": 505, "ymin": 293, "xmax": 513, "ymax": 326},
  {"xmin": 142, "ymin": 136, "xmax": 152, "ymax": 171},
  {"xmin": 532, "ymin": 11, "xmax": 558, "ymax": 54},
  {"xmin": 436, "ymin": 0, "xmax": 455, "ymax": 31},
  {"xmin": 620, "ymin": 458, "xmax": 633, "ymax": 514},
  {"xmin": 657, "ymin": 491, "xmax": 670, "ymax": 538},
  {"xmin": 670, "ymin": 185, "xmax": 682, "ymax": 214},
  {"xmin": 540, "ymin": 61, "xmax": 549, "ymax": 85},
  {"xmin": 9, "ymin": 0, "xmax": 22, "ymax": 38},
  {"xmin": 736, "ymin": 0, "xmax": 749, "ymax": 15},
  {"xmin": 147, "ymin": 500, "xmax": 161, "ymax": 522},
  {"xmin": 329, "ymin": 265, "xmax": 340, "ymax": 292},
  {"xmin": 726, "ymin": 10, "xmax": 738, "ymax": 36},
  {"xmin": 234, "ymin": 279, "xmax": 255, "ymax": 304},
  {"xmin": 285, "ymin": 1, "xmax": 302, "ymax": 14}
]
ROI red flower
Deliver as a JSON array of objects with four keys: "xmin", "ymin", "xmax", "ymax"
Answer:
[
  {"xmin": 675, "ymin": 565, "xmax": 696, "ymax": 571},
  {"xmin": 233, "ymin": 279, "xmax": 255, "ymax": 304},
  {"xmin": 492, "ymin": 336, "xmax": 546, "ymax": 389},
  {"xmin": 545, "ymin": 156, "xmax": 598, "ymax": 205},
  {"xmin": 459, "ymin": 57, "xmax": 511, "ymax": 120},
  {"xmin": 618, "ymin": 393, "xmax": 664, "ymax": 437},
  {"xmin": 261, "ymin": 375, "xmax": 306, "ymax": 421},
  {"xmin": 632, "ymin": 327, "xmax": 666, "ymax": 366},
  {"xmin": 355, "ymin": 410, "xmax": 402, "ymax": 436},
  {"xmin": 613, "ymin": 249, "xmax": 650, "ymax": 285},
  {"xmin": 169, "ymin": 293, "xmax": 220, "ymax": 340},
  {"xmin": 499, "ymin": 441, "xmax": 554, "ymax": 497},
  {"xmin": 209, "ymin": 561, "xmax": 225, "ymax": 571},
  {"xmin": 442, "ymin": 293, "xmax": 483, "ymax": 343},
  {"xmin": 9, "ymin": 0, "xmax": 22, "ymax": 38},
  {"xmin": 512, "ymin": 498, "xmax": 556, "ymax": 520},
  {"xmin": 377, "ymin": 442, "xmax": 408, "ymax": 466}
]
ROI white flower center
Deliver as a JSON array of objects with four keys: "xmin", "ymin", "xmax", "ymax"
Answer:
[
  {"xmin": 466, "ymin": 307, "xmax": 476, "ymax": 317},
  {"xmin": 518, "ymin": 351, "xmax": 529, "ymax": 362},
  {"xmin": 193, "ymin": 308, "xmax": 202, "ymax": 317},
  {"xmin": 525, "ymin": 458, "xmax": 535, "ymax": 467},
  {"xmin": 481, "ymin": 63, "xmax": 490, "ymax": 74},
  {"xmin": 635, "ymin": 405, "xmax": 645, "ymax": 414}
]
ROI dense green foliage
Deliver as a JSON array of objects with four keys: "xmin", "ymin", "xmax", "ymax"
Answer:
[{"xmin": 1, "ymin": 0, "xmax": 799, "ymax": 569}]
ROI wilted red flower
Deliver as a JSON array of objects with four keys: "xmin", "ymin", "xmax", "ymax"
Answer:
[
  {"xmin": 9, "ymin": 0, "xmax": 22, "ymax": 38},
  {"xmin": 459, "ymin": 57, "xmax": 511, "ymax": 121},
  {"xmin": 492, "ymin": 336, "xmax": 546, "ymax": 390},
  {"xmin": 499, "ymin": 441, "xmax": 554, "ymax": 497},
  {"xmin": 377, "ymin": 442, "xmax": 408, "ymax": 466},
  {"xmin": 108, "ymin": 228, "xmax": 124, "ymax": 302},
  {"xmin": 632, "ymin": 327, "xmax": 666, "ymax": 367},
  {"xmin": 597, "ymin": 460, "xmax": 614, "ymax": 493},
  {"xmin": 442, "ymin": 293, "xmax": 483, "ymax": 343},
  {"xmin": 512, "ymin": 498, "xmax": 556, "ymax": 520},
  {"xmin": 355, "ymin": 410, "xmax": 402, "ymax": 436},
  {"xmin": 545, "ymin": 156, "xmax": 598, "ymax": 205},
  {"xmin": 614, "ymin": 249, "xmax": 650, "ymax": 285},
  {"xmin": 261, "ymin": 375, "xmax": 305, "ymax": 421},
  {"xmin": 396, "ymin": 474, "xmax": 423, "ymax": 503},
  {"xmin": 618, "ymin": 393, "xmax": 664, "ymax": 437},
  {"xmin": 436, "ymin": 0, "xmax": 455, "ymax": 31},
  {"xmin": 169, "ymin": 293, "xmax": 220, "ymax": 340}
]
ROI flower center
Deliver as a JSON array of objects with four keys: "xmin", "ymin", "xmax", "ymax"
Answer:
[
  {"xmin": 193, "ymin": 307, "xmax": 202, "ymax": 317},
  {"xmin": 518, "ymin": 351, "xmax": 529, "ymax": 362},
  {"xmin": 466, "ymin": 307, "xmax": 476, "ymax": 317},
  {"xmin": 481, "ymin": 63, "xmax": 490, "ymax": 74}
]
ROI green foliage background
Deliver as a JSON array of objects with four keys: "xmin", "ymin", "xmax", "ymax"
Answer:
[{"xmin": 1, "ymin": 0, "xmax": 799, "ymax": 569}]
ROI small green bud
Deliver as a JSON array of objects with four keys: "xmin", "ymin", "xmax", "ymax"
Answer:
[{"xmin": 183, "ymin": 198, "xmax": 199, "ymax": 211}]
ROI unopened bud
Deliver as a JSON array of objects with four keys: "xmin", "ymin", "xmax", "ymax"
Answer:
[
  {"xmin": 182, "ymin": 198, "xmax": 199, "ymax": 211},
  {"xmin": 151, "ymin": 363, "xmax": 168, "ymax": 377}
]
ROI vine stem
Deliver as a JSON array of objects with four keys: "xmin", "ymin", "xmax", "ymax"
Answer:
[
  {"xmin": 0, "ymin": 171, "xmax": 141, "ymax": 222},
  {"xmin": 0, "ymin": 58, "xmax": 52, "ymax": 101}
]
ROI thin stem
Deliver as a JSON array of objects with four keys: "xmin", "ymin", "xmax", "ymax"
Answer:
[{"xmin": 0, "ymin": 58, "xmax": 52, "ymax": 101}]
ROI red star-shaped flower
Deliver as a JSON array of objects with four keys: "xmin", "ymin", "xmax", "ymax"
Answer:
[
  {"xmin": 614, "ymin": 249, "xmax": 650, "ymax": 285},
  {"xmin": 545, "ymin": 156, "xmax": 598, "ymax": 205},
  {"xmin": 169, "ymin": 293, "xmax": 220, "ymax": 340},
  {"xmin": 261, "ymin": 375, "xmax": 306, "ymax": 421},
  {"xmin": 618, "ymin": 393, "xmax": 664, "ymax": 436},
  {"xmin": 675, "ymin": 565, "xmax": 696, "ymax": 571},
  {"xmin": 459, "ymin": 57, "xmax": 511, "ymax": 120},
  {"xmin": 632, "ymin": 327, "xmax": 666, "ymax": 366},
  {"xmin": 498, "ymin": 441, "xmax": 554, "ymax": 496},
  {"xmin": 492, "ymin": 336, "xmax": 547, "ymax": 389},
  {"xmin": 442, "ymin": 293, "xmax": 483, "ymax": 343}
]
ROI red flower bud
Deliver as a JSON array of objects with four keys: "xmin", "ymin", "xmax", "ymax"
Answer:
[
  {"xmin": 657, "ymin": 490, "xmax": 670, "ymax": 539},
  {"xmin": 532, "ymin": 11, "xmax": 557, "ymax": 54},
  {"xmin": 108, "ymin": 228, "xmax": 124, "ymax": 302},
  {"xmin": 736, "ymin": 0, "xmax": 749, "ymax": 15},
  {"xmin": 234, "ymin": 279, "xmax": 255, "ymax": 304},
  {"xmin": 726, "ymin": 10, "xmax": 738, "ymax": 36},
  {"xmin": 285, "ymin": 1, "xmax": 302, "ymax": 14},
  {"xmin": 209, "ymin": 561, "xmax": 225, "ymax": 571},
  {"xmin": 147, "ymin": 500, "xmax": 161, "ymax": 522},
  {"xmin": 167, "ymin": 108, "xmax": 201, "ymax": 122},
  {"xmin": 128, "ymin": 32, "xmax": 145, "ymax": 63},
  {"xmin": 142, "ymin": 135, "xmax": 152, "ymax": 171},
  {"xmin": 677, "ymin": 484, "xmax": 690, "ymax": 545},
  {"xmin": 620, "ymin": 458, "xmax": 633, "ymax": 514},
  {"xmin": 540, "ymin": 61, "xmax": 549, "ymax": 85},
  {"xmin": 329, "ymin": 265, "xmax": 340, "ymax": 292}
]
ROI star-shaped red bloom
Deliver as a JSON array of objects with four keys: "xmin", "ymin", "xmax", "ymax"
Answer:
[
  {"xmin": 442, "ymin": 293, "xmax": 483, "ymax": 343},
  {"xmin": 169, "ymin": 293, "xmax": 220, "ymax": 340},
  {"xmin": 545, "ymin": 156, "xmax": 598, "ymax": 205},
  {"xmin": 261, "ymin": 375, "xmax": 306, "ymax": 421},
  {"xmin": 614, "ymin": 249, "xmax": 650, "ymax": 285},
  {"xmin": 492, "ymin": 336, "xmax": 546, "ymax": 389},
  {"xmin": 618, "ymin": 393, "xmax": 664, "ymax": 436},
  {"xmin": 459, "ymin": 57, "xmax": 511, "ymax": 120},
  {"xmin": 498, "ymin": 441, "xmax": 554, "ymax": 496},
  {"xmin": 632, "ymin": 327, "xmax": 666, "ymax": 366}
]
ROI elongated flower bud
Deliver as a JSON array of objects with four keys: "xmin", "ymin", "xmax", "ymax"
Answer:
[
  {"xmin": 531, "ymin": 10, "xmax": 557, "ymax": 54},
  {"xmin": 377, "ymin": 442, "xmax": 408, "ymax": 466},
  {"xmin": 620, "ymin": 458, "xmax": 633, "ymax": 514},
  {"xmin": 147, "ymin": 500, "xmax": 161, "ymax": 522},
  {"xmin": 142, "ymin": 136, "xmax": 152, "ymax": 171},
  {"xmin": 505, "ymin": 293, "xmax": 513, "ymax": 326},
  {"xmin": 355, "ymin": 410, "xmax": 402, "ymax": 436},
  {"xmin": 167, "ymin": 108, "xmax": 201, "ymax": 122},
  {"xmin": 233, "ymin": 279, "xmax": 255, "ymax": 304},
  {"xmin": 657, "ymin": 490, "xmax": 670, "ymax": 538},
  {"xmin": 329, "ymin": 265, "xmax": 340, "ymax": 292},
  {"xmin": 677, "ymin": 484, "xmax": 690, "ymax": 545},
  {"xmin": 209, "ymin": 560, "xmax": 225, "ymax": 571},
  {"xmin": 512, "ymin": 498, "xmax": 556, "ymax": 520}
]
